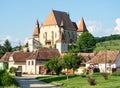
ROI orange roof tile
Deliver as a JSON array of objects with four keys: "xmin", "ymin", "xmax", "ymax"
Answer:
[
  {"xmin": 43, "ymin": 10, "xmax": 76, "ymax": 30},
  {"xmin": 77, "ymin": 17, "xmax": 88, "ymax": 32},
  {"xmin": 33, "ymin": 20, "xmax": 40, "ymax": 36}
]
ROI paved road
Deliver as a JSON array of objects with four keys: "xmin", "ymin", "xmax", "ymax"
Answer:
[{"xmin": 15, "ymin": 75, "xmax": 58, "ymax": 88}]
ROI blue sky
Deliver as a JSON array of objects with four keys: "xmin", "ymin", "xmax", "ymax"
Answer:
[{"xmin": 0, "ymin": 0, "xmax": 120, "ymax": 46}]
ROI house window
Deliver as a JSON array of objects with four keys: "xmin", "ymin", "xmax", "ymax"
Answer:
[
  {"xmin": 28, "ymin": 61, "xmax": 30, "ymax": 65},
  {"xmin": 32, "ymin": 61, "xmax": 34, "ymax": 65}
]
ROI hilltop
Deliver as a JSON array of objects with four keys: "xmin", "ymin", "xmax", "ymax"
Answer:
[{"xmin": 95, "ymin": 34, "xmax": 120, "ymax": 52}]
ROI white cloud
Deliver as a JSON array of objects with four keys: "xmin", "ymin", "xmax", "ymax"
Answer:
[
  {"xmin": 114, "ymin": 18, "xmax": 120, "ymax": 34},
  {"xmin": 86, "ymin": 20, "xmax": 115, "ymax": 37},
  {"xmin": 0, "ymin": 35, "xmax": 21, "ymax": 47},
  {"xmin": 5, "ymin": 35, "xmax": 12, "ymax": 41}
]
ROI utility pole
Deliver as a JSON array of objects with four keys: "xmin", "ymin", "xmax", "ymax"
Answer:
[{"xmin": 104, "ymin": 45, "xmax": 107, "ymax": 73}]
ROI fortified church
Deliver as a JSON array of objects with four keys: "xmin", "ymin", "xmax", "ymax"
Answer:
[{"xmin": 28, "ymin": 10, "xmax": 88, "ymax": 53}]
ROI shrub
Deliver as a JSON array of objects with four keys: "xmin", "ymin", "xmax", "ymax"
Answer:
[
  {"xmin": 1, "ymin": 72, "xmax": 13, "ymax": 86},
  {"xmin": 87, "ymin": 76, "xmax": 96, "ymax": 85},
  {"xmin": 0, "ymin": 69, "xmax": 19, "ymax": 87},
  {"xmin": 112, "ymin": 72, "xmax": 120, "ymax": 76},
  {"xmin": 9, "ymin": 67, "xmax": 17, "ymax": 73},
  {"xmin": 102, "ymin": 73, "xmax": 108, "ymax": 80}
]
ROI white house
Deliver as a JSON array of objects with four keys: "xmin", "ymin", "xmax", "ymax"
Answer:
[
  {"xmin": 0, "ymin": 48, "xmax": 60, "ymax": 74},
  {"xmin": 86, "ymin": 50, "xmax": 120, "ymax": 73}
]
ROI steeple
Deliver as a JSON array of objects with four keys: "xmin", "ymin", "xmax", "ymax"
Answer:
[
  {"xmin": 33, "ymin": 19, "xmax": 40, "ymax": 36},
  {"xmin": 36, "ymin": 19, "xmax": 39, "ymax": 27},
  {"xmin": 56, "ymin": 30, "xmax": 65, "ymax": 43},
  {"xmin": 77, "ymin": 17, "xmax": 88, "ymax": 32}
]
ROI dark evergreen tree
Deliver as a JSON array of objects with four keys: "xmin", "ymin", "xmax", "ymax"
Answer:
[{"xmin": 4, "ymin": 39, "xmax": 12, "ymax": 52}]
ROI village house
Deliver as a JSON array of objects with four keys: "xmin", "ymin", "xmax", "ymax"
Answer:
[
  {"xmin": 0, "ymin": 48, "xmax": 60, "ymax": 74},
  {"xmin": 86, "ymin": 50, "xmax": 120, "ymax": 73}
]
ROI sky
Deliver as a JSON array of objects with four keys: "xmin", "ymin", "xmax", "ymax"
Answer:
[{"xmin": 0, "ymin": 0, "xmax": 120, "ymax": 47}]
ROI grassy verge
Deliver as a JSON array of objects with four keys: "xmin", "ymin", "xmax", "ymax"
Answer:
[{"xmin": 37, "ymin": 73, "xmax": 120, "ymax": 88}]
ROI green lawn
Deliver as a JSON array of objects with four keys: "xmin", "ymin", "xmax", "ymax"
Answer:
[{"xmin": 37, "ymin": 73, "xmax": 120, "ymax": 88}]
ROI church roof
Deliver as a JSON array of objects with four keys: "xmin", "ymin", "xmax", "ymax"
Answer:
[
  {"xmin": 33, "ymin": 20, "xmax": 40, "ymax": 36},
  {"xmin": 43, "ymin": 10, "xmax": 76, "ymax": 30},
  {"xmin": 77, "ymin": 17, "xmax": 88, "ymax": 32}
]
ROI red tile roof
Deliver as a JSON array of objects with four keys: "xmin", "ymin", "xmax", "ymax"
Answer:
[
  {"xmin": 78, "ymin": 53, "xmax": 95, "ymax": 63},
  {"xmin": 87, "ymin": 51, "xmax": 120, "ymax": 64},
  {"xmin": 0, "ymin": 52, "xmax": 12, "ymax": 62},
  {"xmin": 27, "ymin": 48, "xmax": 60, "ymax": 60},
  {"xmin": 43, "ymin": 10, "xmax": 76, "ymax": 30},
  {"xmin": 77, "ymin": 17, "xmax": 88, "ymax": 32},
  {"xmin": 12, "ymin": 52, "xmax": 32, "ymax": 62}
]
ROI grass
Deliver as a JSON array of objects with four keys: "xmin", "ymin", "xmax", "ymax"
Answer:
[
  {"xmin": 37, "ymin": 73, "xmax": 120, "ymax": 88},
  {"xmin": 95, "ymin": 40, "xmax": 120, "ymax": 52}
]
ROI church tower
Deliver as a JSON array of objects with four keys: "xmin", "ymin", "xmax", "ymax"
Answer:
[
  {"xmin": 33, "ymin": 19, "xmax": 40, "ymax": 41},
  {"xmin": 77, "ymin": 17, "xmax": 88, "ymax": 37},
  {"xmin": 56, "ymin": 30, "xmax": 68, "ymax": 53}
]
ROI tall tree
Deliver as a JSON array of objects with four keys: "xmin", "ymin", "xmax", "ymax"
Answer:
[
  {"xmin": 62, "ymin": 53, "xmax": 72, "ymax": 80},
  {"xmin": 62, "ymin": 53, "xmax": 83, "ymax": 79},
  {"xmin": 45, "ymin": 57, "xmax": 62, "ymax": 75},
  {"xmin": 77, "ymin": 32, "xmax": 96, "ymax": 52},
  {"xmin": 72, "ymin": 53, "xmax": 83, "ymax": 74},
  {"xmin": 4, "ymin": 39, "xmax": 12, "ymax": 52}
]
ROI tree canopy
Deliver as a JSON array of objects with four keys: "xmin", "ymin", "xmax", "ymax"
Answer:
[
  {"xmin": 77, "ymin": 32, "xmax": 96, "ymax": 52},
  {"xmin": 0, "ymin": 39, "xmax": 12, "ymax": 58},
  {"xmin": 4, "ymin": 39, "xmax": 12, "ymax": 52},
  {"xmin": 45, "ymin": 57, "xmax": 62, "ymax": 75}
]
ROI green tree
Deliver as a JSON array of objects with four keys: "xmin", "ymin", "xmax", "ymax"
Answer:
[
  {"xmin": 62, "ymin": 53, "xmax": 83, "ymax": 75},
  {"xmin": 45, "ymin": 57, "xmax": 62, "ymax": 75},
  {"xmin": 72, "ymin": 53, "xmax": 83, "ymax": 74},
  {"xmin": 62, "ymin": 53, "xmax": 72, "ymax": 80},
  {"xmin": 4, "ymin": 39, "xmax": 12, "ymax": 52},
  {"xmin": 77, "ymin": 32, "xmax": 96, "ymax": 52}
]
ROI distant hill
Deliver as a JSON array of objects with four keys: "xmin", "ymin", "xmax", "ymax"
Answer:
[
  {"xmin": 95, "ymin": 34, "xmax": 120, "ymax": 43},
  {"xmin": 94, "ymin": 34, "xmax": 120, "ymax": 52}
]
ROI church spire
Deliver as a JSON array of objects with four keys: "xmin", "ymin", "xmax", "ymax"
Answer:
[
  {"xmin": 33, "ymin": 19, "xmax": 40, "ymax": 36},
  {"xmin": 77, "ymin": 17, "xmax": 88, "ymax": 32}
]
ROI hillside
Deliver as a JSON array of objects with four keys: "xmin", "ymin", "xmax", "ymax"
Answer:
[
  {"xmin": 95, "ymin": 34, "xmax": 120, "ymax": 43},
  {"xmin": 95, "ymin": 40, "xmax": 120, "ymax": 52}
]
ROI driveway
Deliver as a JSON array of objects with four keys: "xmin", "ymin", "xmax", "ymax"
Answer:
[{"xmin": 15, "ymin": 75, "xmax": 58, "ymax": 88}]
